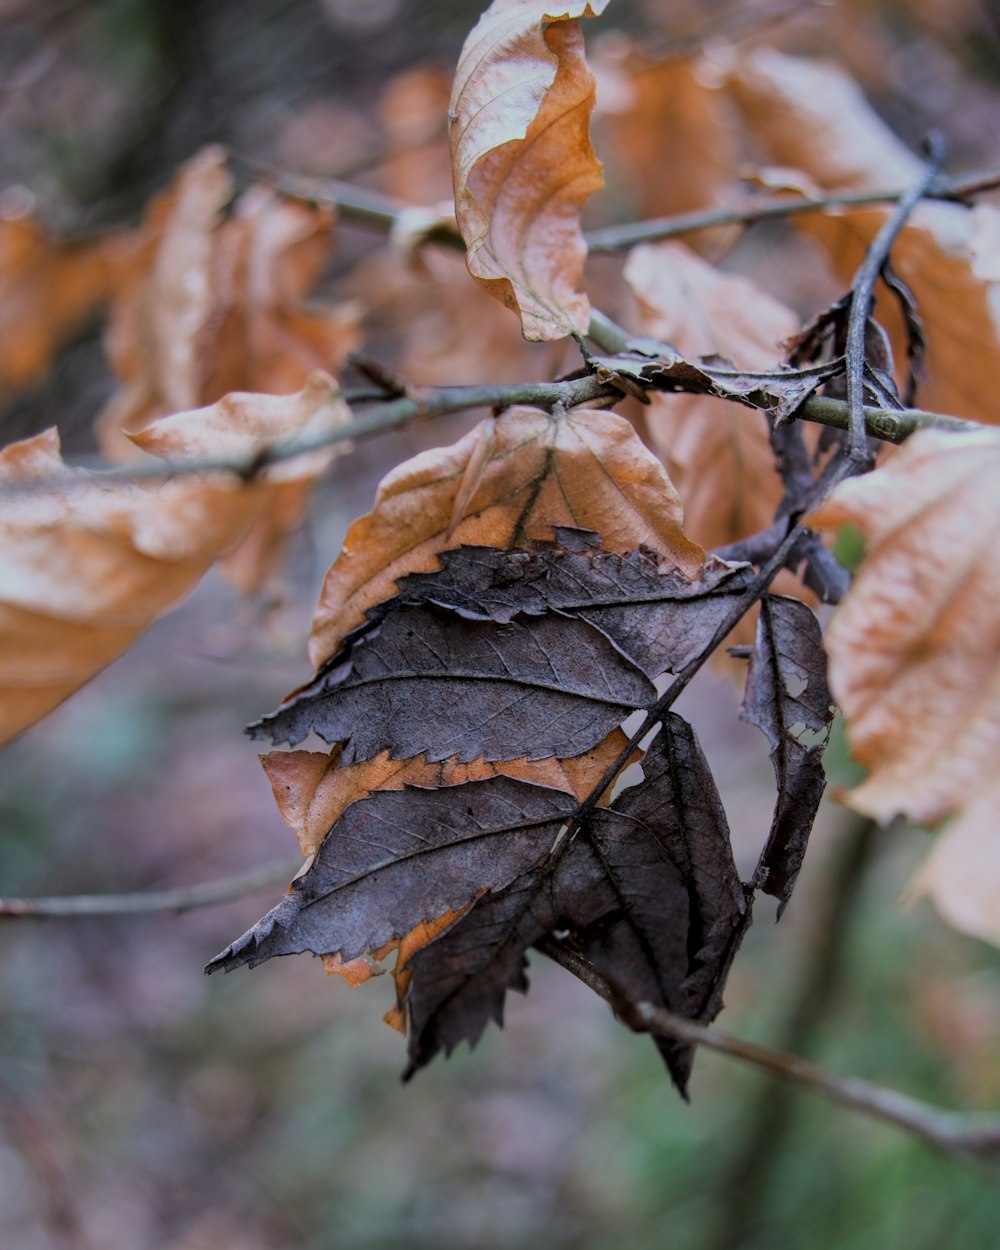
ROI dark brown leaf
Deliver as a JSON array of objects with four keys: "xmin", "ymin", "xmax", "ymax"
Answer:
[
  {"xmin": 740, "ymin": 595, "xmax": 834, "ymax": 910},
  {"xmin": 401, "ymin": 714, "xmax": 748, "ymax": 1091},
  {"xmin": 250, "ymin": 530, "xmax": 753, "ymax": 761}
]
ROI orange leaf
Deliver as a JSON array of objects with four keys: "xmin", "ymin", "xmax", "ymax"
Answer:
[
  {"xmin": 0, "ymin": 377, "xmax": 351, "ymax": 742},
  {"xmin": 0, "ymin": 209, "xmax": 119, "ymax": 395},
  {"xmin": 624, "ymin": 242, "xmax": 802, "ymax": 551},
  {"xmin": 810, "ymin": 428, "xmax": 1000, "ymax": 944},
  {"xmin": 308, "ymin": 405, "xmax": 705, "ymax": 668},
  {"xmin": 725, "ymin": 48, "xmax": 1000, "ymax": 425},
  {"xmin": 450, "ymin": 0, "xmax": 610, "ymax": 340},
  {"xmin": 99, "ymin": 146, "xmax": 359, "ymax": 453}
]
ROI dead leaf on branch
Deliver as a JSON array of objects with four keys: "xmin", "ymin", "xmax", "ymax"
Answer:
[
  {"xmin": 308, "ymin": 405, "xmax": 706, "ymax": 669},
  {"xmin": 450, "ymin": 0, "xmax": 610, "ymax": 340},
  {"xmin": 99, "ymin": 145, "xmax": 359, "ymax": 453},
  {"xmin": 0, "ymin": 209, "xmax": 122, "ymax": 397},
  {"xmin": 623, "ymin": 242, "xmax": 808, "ymax": 553},
  {"xmin": 253, "ymin": 529, "xmax": 753, "ymax": 761},
  {"xmin": 723, "ymin": 46, "xmax": 1000, "ymax": 425},
  {"xmin": 213, "ymin": 715, "xmax": 748, "ymax": 1092},
  {"xmin": 810, "ymin": 427, "xmax": 1000, "ymax": 945},
  {"xmin": 0, "ymin": 376, "xmax": 351, "ymax": 744},
  {"xmin": 740, "ymin": 594, "xmax": 834, "ymax": 908}
]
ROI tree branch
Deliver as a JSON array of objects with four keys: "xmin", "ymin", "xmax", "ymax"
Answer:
[
  {"xmin": 1, "ymin": 363, "xmax": 977, "ymax": 498},
  {"xmin": 536, "ymin": 937, "xmax": 1000, "ymax": 1164},
  {"xmin": 0, "ymin": 857, "xmax": 302, "ymax": 918},
  {"xmin": 842, "ymin": 134, "xmax": 947, "ymax": 456},
  {"xmin": 584, "ymin": 163, "xmax": 1000, "ymax": 252}
]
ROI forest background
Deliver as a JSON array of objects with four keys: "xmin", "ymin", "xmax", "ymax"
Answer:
[{"xmin": 1, "ymin": 1, "xmax": 1000, "ymax": 1248}]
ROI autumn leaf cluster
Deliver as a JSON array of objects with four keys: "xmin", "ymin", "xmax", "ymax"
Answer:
[{"xmin": 3, "ymin": 0, "xmax": 1000, "ymax": 1082}]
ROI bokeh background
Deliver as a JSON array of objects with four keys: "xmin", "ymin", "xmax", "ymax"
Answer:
[{"xmin": 2, "ymin": 2, "xmax": 1000, "ymax": 1247}]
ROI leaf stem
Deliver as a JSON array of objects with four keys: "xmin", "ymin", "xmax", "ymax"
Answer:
[{"xmin": 536, "ymin": 937, "xmax": 1000, "ymax": 1164}]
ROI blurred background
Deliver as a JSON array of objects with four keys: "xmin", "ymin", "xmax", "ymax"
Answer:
[{"xmin": 2, "ymin": 1, "xmax": 1000, "ymax": 1247}]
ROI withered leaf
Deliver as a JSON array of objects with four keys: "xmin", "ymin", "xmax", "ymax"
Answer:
[
  {"xmin": 251, "ymin": 530, "xmax": 752, "ymax": 760},
  {"xmin": 213, "ymin": 716, "xmax": 746, "ymax": 1093},
  {"xmin": 207, "ymin": 774, "xmax": 585, "ymax": 974},
  {"xmin": 450, "ymin": 0, "xmax": 610, "ymax": 339},
  {"xmin": 740, "ymin": 595, "xmax": 833, "ymax": 909},
  {"xmin": 308, "ymin": 406, "xmax": 705, "ymax": 669},
  {"xmin": 810, "ymin": 428, "xmax": 1000, "ymax": 945}
]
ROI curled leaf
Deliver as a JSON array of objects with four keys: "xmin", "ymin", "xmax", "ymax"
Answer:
[{"xmin": 450, "ymin": 0, "xmax": 609, "ymax": 339}]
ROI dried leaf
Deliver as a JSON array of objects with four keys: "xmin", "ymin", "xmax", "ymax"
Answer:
[
  {"xmin": 0, "ymin": 377, "xmax": 350, "ymax": 741},
  {"xmin": 0, "ymin": 432, "xmax": 249, "ymax": 744},
  {"xmin": 810, "ymin": 428, "xmax": 1000, "ymax": 944},
  {"xmin": 129, "ymin": 371, "xmax": 353, "ymax": 592},
  {"xmin": 99, "ymin": 146, "xmax": 358, "ymax": 453},
  {"xmin": 308, "ymin": 405, "xmax": 706, "ymax": 668},
  {"xmin": 724, "ymin": 48, "xmax": 1000, "ymax": 425},
  {"xmin": 255, "ymin": 531, "xmax": 750, "ymax": 759},
  {"xmin": 623, "ymin": 242, "xmax": 803, "ymax": 551},
  {"xmin": 0, "ymin": 209, "xmax": 120, "ymax": 395},
  {"xmin": 740, "ymin": 595, "xmax": 833, "ymax": 909},
  {"xmin": 450, "ymin": 0, "xmax": 610, "ymax": 339},
  {"xmin": 213, "ymin": 714, "xmax": 746, "ymax": 1093},
  {"xmin": 593, "ymin": 47, "xmax": 738, "ymax": 237}
]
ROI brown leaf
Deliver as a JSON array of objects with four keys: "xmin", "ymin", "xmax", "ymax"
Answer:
[
  {"xmin": 624, "ymin": 242, "xmax": 802, "ymax": 551},
  {"xmin": 593, "ymin": 46, "xmax": 738, "ymax": 236},
  {"xmin": 724, "ymin": 47, "xmax": 1000, "ymax": 424},
  {"xmin": 0, "ymin": 378, "xmax": 350, "ymax": 741},
  {"xmin": 0, "ymin": 432, "xmax": 249, "ymax": 744},
  {"xmin": 349, "ymin": 245, "xmax": 550, "ymax": 386},
  {"xmin": 99, "ymin": 146, "xmax": 359, "ymax": 453},
  {"xmin": 450, "ymin": 0, "xmax": 610, "ymax": 340},
  {"xmin": 308, "ymin": 405, "xmax": 706, "ymax": 668},
  {"xmin": 378, "ymin": 63, "xmax": 454, "ymax": 205},
  {"xmin": 810, "ymin": 428, "xmax": 1000, "ymax": 944},
  {"xmin": 128, "ymin": 371, "xmax": 353, "ymax": 592},
  {"xmin": 0, "ymin": 209, "xmax": 120, "ymax": 395}
]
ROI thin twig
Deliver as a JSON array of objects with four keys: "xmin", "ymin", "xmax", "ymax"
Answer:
[
  {"xmin": 0, "ymin": 857, "xmax": 302, "ymax": 918},
  {"xmin": 584, "ymin": 163, "xmax": 1000, "ymax": 251},
  {"xmin": 536, "ymin": 938, "xmax": 1000, "ymax": 1164},
  {"xmin": 843, "ymin": 134, "xmax": 947, "ymax": 456}
]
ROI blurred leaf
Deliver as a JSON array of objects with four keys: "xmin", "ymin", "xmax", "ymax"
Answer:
[
  {"xmin": 724, "ymin": 47, "xmax": 1000, "ymax": 425},
  {"xmin": 0, "ymin": 375, "xmax": 350, "ymax": 743}
]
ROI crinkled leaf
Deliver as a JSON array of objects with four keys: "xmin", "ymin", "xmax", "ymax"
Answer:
[
  {"xmin": 207, "ymin": 774, "xmax": 583, "ymax": 974},
  {"xmin": 308, "ymin": 406, "xmax": 705, "ymax": 668},
  {"xmin": 740, "ymin": 594, "xmax": 833, "ymax": 910},
  {"xmin": 252, "ymin": 530, "xmax": 751, "ymax": 759},
  {"xmin": 810, "ymin": 428, "xmax": 1000, "ymax": 945},
  {"xmin": 402, "ymin": 714, "xmax": 748, "ymax": 1091},
  {"xmin": 450, "ymin": 0, "xmax": 610, "ymax": 339}
]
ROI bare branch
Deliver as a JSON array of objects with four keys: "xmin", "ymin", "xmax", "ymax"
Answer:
[
  {"xmin": 0, "ymin": 857, "xmax": 302, "ymax": 918},
  {"xmin": 536, "ymin": 938, "xmax": 1000, "ymax": 1164},
  {"xmin": 584, "ymin": 163, "xmax": 1000, "ymax": 252}
]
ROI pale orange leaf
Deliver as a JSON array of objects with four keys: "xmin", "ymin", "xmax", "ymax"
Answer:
[
  {"xmin": 0, "ymin": 209, "xmax": 120, "ymax": 394},
  {"xmin": 810, "ymin": 428, "xmax": 1000, "ymax": 944},
  {"xmin": 308, "ymin": 405, "xmax": 705, "ymax": 668},
  {"xmin": 450, "ymin": 0, "xmax": 610, "ymax": 340},
  {"xmin": 99, "ymin": 146, "xmax": 358, "ymax": 454}
]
